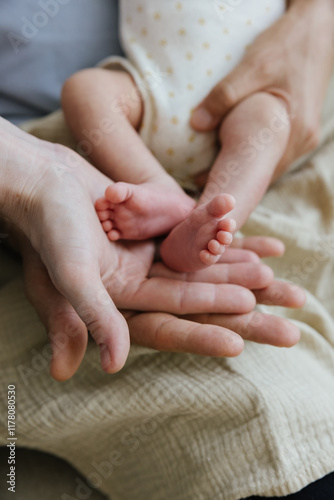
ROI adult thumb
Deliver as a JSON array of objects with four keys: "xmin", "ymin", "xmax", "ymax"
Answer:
[{"xmin": 191, "ymin": 59, "xmax": 263, "ymax": 131}]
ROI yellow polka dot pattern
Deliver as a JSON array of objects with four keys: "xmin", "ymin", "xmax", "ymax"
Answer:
[{"xmin": 109, "ymin": 0, "xmax": 286, "ymax": 189}]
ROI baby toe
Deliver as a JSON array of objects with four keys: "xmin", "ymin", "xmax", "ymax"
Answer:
[
  {"xmin": 102, "ymin": 220, "xmax": 113, "ymax": 232},
  {"xmin": 208, "ymin": 238, "xmax": 226, "ymax": 256},
  {"xmin": 95, "ymin": 197, "xmax": 111, "ymax": 210},
  {"xmin": 209, "ymin": 194, "xmax": 235, "ymax": 218},
  {"xmin": 199, "ymin": 249, "xmax": 221, "ymax": 266},
  {"xmin": 217, "ymin": 230, "xmax": 233, "ymax": 246},
  {"xmin": 107, "ymin": 229, "xmax": 121, "ymax": 241},
  {"xmin": 217, "ymin": 218, "xmax": 236, "ymax": 233},
  {"xmin": 106, "ymin": 182, "xmax": 134, "ymax": 204},
  {"xmin": 97, "ymin": 209, "xmax": 114, "ymax": 222}
]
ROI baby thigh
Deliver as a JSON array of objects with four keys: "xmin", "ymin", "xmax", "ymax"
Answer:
[{"xmin": 62, "ymin": 68, "xmax": 147, "ymax": 179}]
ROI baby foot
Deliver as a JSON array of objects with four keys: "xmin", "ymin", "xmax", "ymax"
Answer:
[
  {"xmin": 95, "ymin": 182, "xmax": 196, "ymax": 241},
  {"xmin": 160, "ymin": 194, "xmax": 236, "ymax": 272}
]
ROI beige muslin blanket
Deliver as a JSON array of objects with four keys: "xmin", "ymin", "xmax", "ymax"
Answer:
[{"xmin": 1, "ymin": 70, "xmax": 334, "ymax": 499}]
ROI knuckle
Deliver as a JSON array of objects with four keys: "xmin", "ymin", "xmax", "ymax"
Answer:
[
  {"xmin": 51, "ymin": 264, "xmax": 85, "ymax": 296},
  {"xmin": 53, "ymin": 262, "xmax": 74, "ymax": 283},
  {"xmin": 51, "ymin": 142, "xmax": 68, "ymax": 157},
  {"xmin": 153, "ymin": 315, "xmax": 174, "ymax": 347},
  {"xmin": 213, "ymin": 81, "xmax": 237, "ymax": 109},
  {"xmin": 177, "ymin": 282, "xmax": 190, "ymax": 314},
  {"xmin": 255, "ymin": 55, "xmax": 273, "ymax": 81},
  {"xmin": 49, "ymin": 310, "xmax": 84, "ymax": 341},
  {"xmin": 303, "ymin": 123, "xmax": 320, "ymax": 151}
]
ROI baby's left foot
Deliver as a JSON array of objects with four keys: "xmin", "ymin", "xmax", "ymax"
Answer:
[{"xmin": 160, "ymin": 194, "xmax": 236, "ymax": 272}]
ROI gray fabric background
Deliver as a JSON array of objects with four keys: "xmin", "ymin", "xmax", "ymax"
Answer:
[{"xmin": 0, "ymin": 0, "xmax": 122, "ymax": 124}]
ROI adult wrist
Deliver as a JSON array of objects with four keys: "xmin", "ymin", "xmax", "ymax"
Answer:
[
  {"xmin": 0, "ymin": 150, "xmax": 30, "ymax": 235},
  {"xmin": 287, "ymin": 0, "xmax": 334, "ymax": 49},
  {"xmin": 289, "ymin": 0, "xmax": 334, "ymax": 19},
  {"xmin": 0, "ymin": 117, "xmax": 46, "ymax": 240}
]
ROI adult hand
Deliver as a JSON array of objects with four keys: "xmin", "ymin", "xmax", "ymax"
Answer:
[
  {"xmin": 21, "ymin": 234, "xmax": 305, "ymax": 381},
  {"xmin": 1, "ymin": 119, "xmax": 294, "ymax": 378},
  {"xmin": 1, "ymin": 118, "xmax": 130, "ymax": 374},
  {"xmin": 191, "ymin": 0, "xmax": 334, "ymax": 178}
]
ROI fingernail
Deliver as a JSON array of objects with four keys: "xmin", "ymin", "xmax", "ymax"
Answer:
[
  {"xmin": 99, "ymin": 343, "xmax": 112, "ymax": 371},
  {"xmin": 191, "ymin": 108, "xmax": 216, "ymax": 129}
]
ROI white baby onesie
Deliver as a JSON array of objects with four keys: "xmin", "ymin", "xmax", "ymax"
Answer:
[{"xmin": 102, "ymin": 0, "xmax": 285, "ymax": 190}]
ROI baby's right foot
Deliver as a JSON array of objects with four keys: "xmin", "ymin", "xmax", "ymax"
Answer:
[
  {"xmin": 95, "ymin": 182, "xmax": 196, "ymax": 240},
  {"xmin": 160, "ymin": 194, "xmax": 236, "ymax": 272}
]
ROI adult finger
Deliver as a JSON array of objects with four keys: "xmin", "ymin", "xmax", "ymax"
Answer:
[
  {"xmin": 150, "ymin": 264, "xmax": 305, "ymax": 310},
  {"xmin": 121, "ymin": 278, "xmax": 256, "ymax": 315},
  {"xmin": 231, "ymin": 236, "xmax": 285, "ymax": 257},
  {"xmin": 127, "ymin": 312, "xmax": 244, "ymax": 357},
  {"xmin": 48, "ymin": 263, "xmax": 130, "ymax": 374},
  {"xmin": 22, "ymin": 245, "xmax": 88, "ymax": 381},
  {"xmin": 218, "ymin": 248, "xmax": 261, "ymax": 263},
  {"xmin": 150, "ymin": 262, "xmax": 274, "ymax": 290},
  {"xmin": 253, "ymin": 281, "xmax": 306, "ymax": 309},
  {"xmin": 186, "ymin": 311, "xmax": 301, "ymax": 348}
]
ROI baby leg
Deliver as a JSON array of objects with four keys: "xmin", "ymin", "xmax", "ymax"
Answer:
[
  {"xmin": 63, "ymin": 68, "xmax": 234, "ymax": 267},
  {"xmin": 200, "ymin": 92, "xmax": 291, "ymax": 230},
  {"xmin": 160, "ymin": 92, "xmax": 289, "ymax": 272},
  {"xmin": 62, "ymin": 68, "xmax": 195, "ymax": 240}
]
